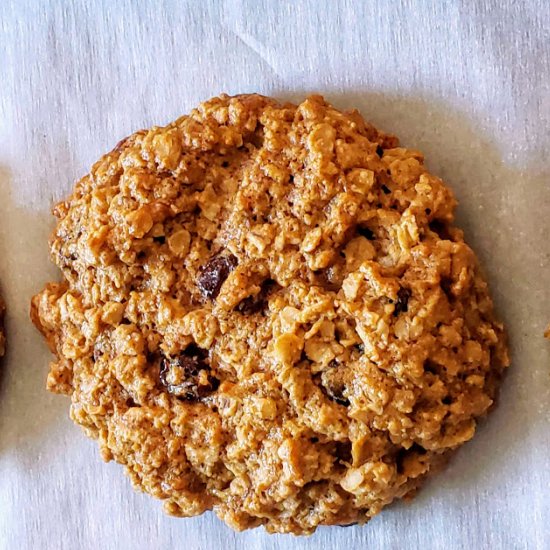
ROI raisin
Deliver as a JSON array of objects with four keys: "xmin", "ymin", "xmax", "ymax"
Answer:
[
  {"xmin": 440, "ymin": 277, "xmax": 453, "ymax": 300},
  {"xmin": 395, "ymin": 443, "xmax": 428, "ymax": 474},
  {"xmin": 249, "ymin": 127, "xmax": 264, "ymax": 148},
  {"xmin": 335, "ymin": 441, "xmax": 352, "ymax": 463},
  {"xmin": 429, "ymin": 219, "xmax": 452, "ymax": 240},
  {"xmin": 159, "ymin": 345, "xmax": 219, "ymax": 401},
  {"xmin": 395, "ymin": 447, "xmax": 407, "ymax": 475},
  {"xmin": 236, "ymin": 279, "xmax": 277, "ymax": 314},
  {"xmin": 376, "ymin": 145, "xmax": 384, "ymax": 157},
  {"xmin": 393, "ymin": 287, "xmax": 411, "ymax": 316},
  {"xmin": 357, "ymin": 226, "xmax": 375, "ymax": 240},
  {"xmin": 197, "ymin": 253, "xmax": 237, "ymax": 299},
  {"xmin": 318, "ymin": 368, "xmax": 350, "ymax": 406},
  {"xmin": 325, "ymin": 386, "xmax": 350, "ymax": 406},
  {"xmin": 423, "ymin": 359, "xmax": 439, "ymax": 374}
]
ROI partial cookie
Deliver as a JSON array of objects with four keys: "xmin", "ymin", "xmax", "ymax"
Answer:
[{"xmin": 31, "ymin": 94, "xmax": 509, "ymax": 535}]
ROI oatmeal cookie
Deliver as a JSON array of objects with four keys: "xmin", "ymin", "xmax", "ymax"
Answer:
[{"xmin": 31, "ymin": 94, "xmax": 509, "ymax": 534}]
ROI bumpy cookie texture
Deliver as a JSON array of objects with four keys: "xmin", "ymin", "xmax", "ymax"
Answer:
[{"xmin": 31, "ymin": 94, "xmax": 509, "ymax": 534}]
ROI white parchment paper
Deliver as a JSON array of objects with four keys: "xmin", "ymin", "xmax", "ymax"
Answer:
[{"xmin": 0, "ymin": 1, "xmax": 549, "ymax": 549}]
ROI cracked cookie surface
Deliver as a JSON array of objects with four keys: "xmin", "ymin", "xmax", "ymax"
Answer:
[{"xmin": 31, "ymin": 94, "xmax": 509, "ymax": 534}]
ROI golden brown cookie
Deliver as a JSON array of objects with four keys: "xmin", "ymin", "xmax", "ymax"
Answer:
[{"xmin": 31, "ymin": 94, "xmax": 509, "ymax": 534}]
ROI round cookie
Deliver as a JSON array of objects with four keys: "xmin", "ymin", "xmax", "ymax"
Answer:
[{"xmin": 31, "ymin": 94, "xmax": 509, "ymax": 534}]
